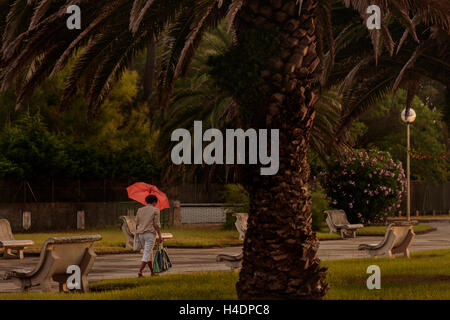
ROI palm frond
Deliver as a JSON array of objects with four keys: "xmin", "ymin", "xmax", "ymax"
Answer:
[{"xmin": 130, "ymin": 0, "xmax": 156, "ymax": 34}]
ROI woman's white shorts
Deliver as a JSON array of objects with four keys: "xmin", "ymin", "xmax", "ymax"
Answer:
[{"xmin": 138, "ymin": 232, "xmax": 156, "ymax": 262}]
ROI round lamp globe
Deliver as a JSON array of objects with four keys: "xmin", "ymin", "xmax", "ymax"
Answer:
[{"xmin": 401, "ymin": 108, "xmax": 416, "ymax": 123}]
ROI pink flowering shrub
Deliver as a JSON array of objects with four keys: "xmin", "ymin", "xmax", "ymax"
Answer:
[{"xmin": 321, "ymin": 150, "xmax": 406, "ymax": 224}]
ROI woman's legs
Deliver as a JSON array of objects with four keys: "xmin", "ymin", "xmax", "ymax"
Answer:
[
  {"xmin": 138, "ymin": 232, "xmax": 156, "ymax": 276},
  {"xmin": 138, "ymin": 262, "xmax": 146, "ymax": 277}
]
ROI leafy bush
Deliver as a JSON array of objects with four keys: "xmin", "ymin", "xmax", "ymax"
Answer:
[
  {"xmin": 321, "ymin": 150, "xmax": 406, "ymax": 224},
  {"xmin": 0, "ymin": 114, "xmax": 69, "ymax": 178},
  {"xmin": 310, "ymin": 184, "xmax": 330, "ymax": 231},
  {"xmin": 0, "ymin": 155, "xmax": 22, "ymax": 177}
]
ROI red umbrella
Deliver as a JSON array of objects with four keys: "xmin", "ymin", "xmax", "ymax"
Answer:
[{"xmin": 126, "ymin": 182, "xmax": 170, "ymax": 210}]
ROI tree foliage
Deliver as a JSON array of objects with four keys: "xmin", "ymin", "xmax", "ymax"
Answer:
[
  {"xmin": 0, "ymin": 113, "xmax": 160, "ymax": 180},
  {"xmin": 354, "ymin": 89, "xmax": 449, "ymax": 183}
]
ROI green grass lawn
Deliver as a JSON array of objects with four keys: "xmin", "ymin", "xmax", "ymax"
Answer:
[
  {"xmin": 388, "ymin": 214, "xmax": 450, "ymax": 221},
  {"xmin": 354, "ymin": 224, "xmax": 434, "ymax": 236},
  {"xmin": 1, "ymin": 249, "xmax": 448, "ymax": 300},
  {"xmin": 323, "ymin": 249, "xmax": 450, "ymax": 300},
  {"xmin": 15, "ymin": 225, "xmax": 243, "ymax": 254},
  {"xmin": 13, "ymin": 224, "xmax": 435, "ymax": 254}
]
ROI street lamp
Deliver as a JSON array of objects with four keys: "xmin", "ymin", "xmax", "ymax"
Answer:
[{"xmin": 401, "ymin": 108, "xmax": 416, "ymax": 221}]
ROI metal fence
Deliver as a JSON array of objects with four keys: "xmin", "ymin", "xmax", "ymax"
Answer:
[
  {"xmin": 407, "ymin": 181, "xmax": 450, "ymax": 214},
  {"xmin": 180, "ymin": 203, "xmax": 227, "ymax": 224},
  {"xmin": 0, "ymin": 179, "xmax": 226, "ymax": 204}
]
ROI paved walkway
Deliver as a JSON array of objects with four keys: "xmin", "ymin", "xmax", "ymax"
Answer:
[{"xmin": 0, "ymin": 222, "xmax": 449, "ymax": 293}]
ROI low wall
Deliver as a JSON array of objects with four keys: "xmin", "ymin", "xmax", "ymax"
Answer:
[
  {"xmin": 0, "ymin": 202, "xmax": 118, "ymax": 232},
  {"xmin": 180, "ymin": 203, "xmax": 227, "ymax": 224},
  {"xmin": 0, "ymin": 202, "xmax": 234, "ymax": 232}
]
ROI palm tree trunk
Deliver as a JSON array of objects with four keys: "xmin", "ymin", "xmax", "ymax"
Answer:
[
  {"xmin": 235, "ymin": 0, "xmax": 328, "ymax": 299},
  {"xmin": 143, "ymin": 37, "xmax": 156, "ymax": 100}
]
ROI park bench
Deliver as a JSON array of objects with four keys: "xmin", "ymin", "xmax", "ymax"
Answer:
[
  {"xmin": 233, "ymin": 213, "xmax": 248, "ymax": 240},
  {"xmin": 119, "ymin": 216, "xmax": 173, "ymax": 249},
  {"xmin": 325, "ymin": 210, "xmax": 364, "ymax": 239},
  {"xmin": 216, "ymin": 213, "xmax": 247, "ymax": 271},
  {"xmin": 216, "ymin": 253, "xmax": 243, "ymax": 272},
  {"xmin": 2, "ymin": 235, "xmax": 102, "ymax": 292},
  {"xmin": 0, "ymin": 219, "xmax": 34, "ymax": 259},
  {"xmin": 358, "ymin": 222, "xmax": 415, "ymax": 258}
]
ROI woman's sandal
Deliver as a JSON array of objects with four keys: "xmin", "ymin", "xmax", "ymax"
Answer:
[{"xmin": 138, "ymin": 273, "xmax": 144, "ymax": 278}]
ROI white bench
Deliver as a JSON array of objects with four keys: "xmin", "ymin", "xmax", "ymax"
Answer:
[
  {"xmin": 119, "ymin": 216, "xmax": 173, "ymax": 249},
  {"xmin": 216, "ymin": 253, "xmax": 243, "ymax": 272},
  {"xmin": 233, "ymin": 213, "xmax": 248, "ymax": 240},
  {"xmin": 2, "ymin": 235, "xmax": 102, "ymax": 292},
  {"xmin": 0, "ymin": 219, "xmax": 34, "ymax": 259},
  {"xmin": 325, "ymin": 210, "xmax": 364, "ymax": 239},
  {"xmin": 216, "ymin": 213, "xmax": 247, "ymax": 270},
  {"xmin": 358, "ymin": 223, "xmax": 415, "ymax": 258}
]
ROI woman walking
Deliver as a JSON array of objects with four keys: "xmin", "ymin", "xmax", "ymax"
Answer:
[{"xmin": 135, "ymin": 195, "xmax": 163, "ymax": 277}]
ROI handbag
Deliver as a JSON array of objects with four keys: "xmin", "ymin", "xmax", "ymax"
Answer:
[{"xmin": 153, "ymin": 242, "xmax": 172, "ymax": 273}]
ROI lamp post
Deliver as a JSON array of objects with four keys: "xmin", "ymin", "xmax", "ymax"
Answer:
[{"xmin": 401, "ymin": 108, "xmax": 416, "ymax": 222}]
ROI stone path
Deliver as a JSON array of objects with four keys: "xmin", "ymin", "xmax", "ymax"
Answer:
[{"xmin": 0, "ymin": 222, "xmax": 449, "ymax": 293}]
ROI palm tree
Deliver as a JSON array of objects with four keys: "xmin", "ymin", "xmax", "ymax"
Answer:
[
  {"xmin": 157, "ymin": 23, "xmax": 348, "ymax": 183},
  {"xmin": 323, "ymin": 2, "xmax": 450, "ymax": 143},
  {"xmin": 1, "ymin": 0, "xmax": 449, "ymax": 300}
]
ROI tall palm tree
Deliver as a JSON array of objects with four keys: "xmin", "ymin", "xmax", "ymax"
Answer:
[
  {"xmin": 322, "ymin": 2, "xmax": 450, "ymax": 142},
  {"xmin": 1, "ymin": 0, "xmax": 449, "ymax": 300},
  {"xmin": 157, "ymin": 23, "xmax": 348, "ymax": 183}
]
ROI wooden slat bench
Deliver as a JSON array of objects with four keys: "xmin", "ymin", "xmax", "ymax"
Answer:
[{"xmin": 0, "ymin": 219, "xmax": 34, "ymax": 259}]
